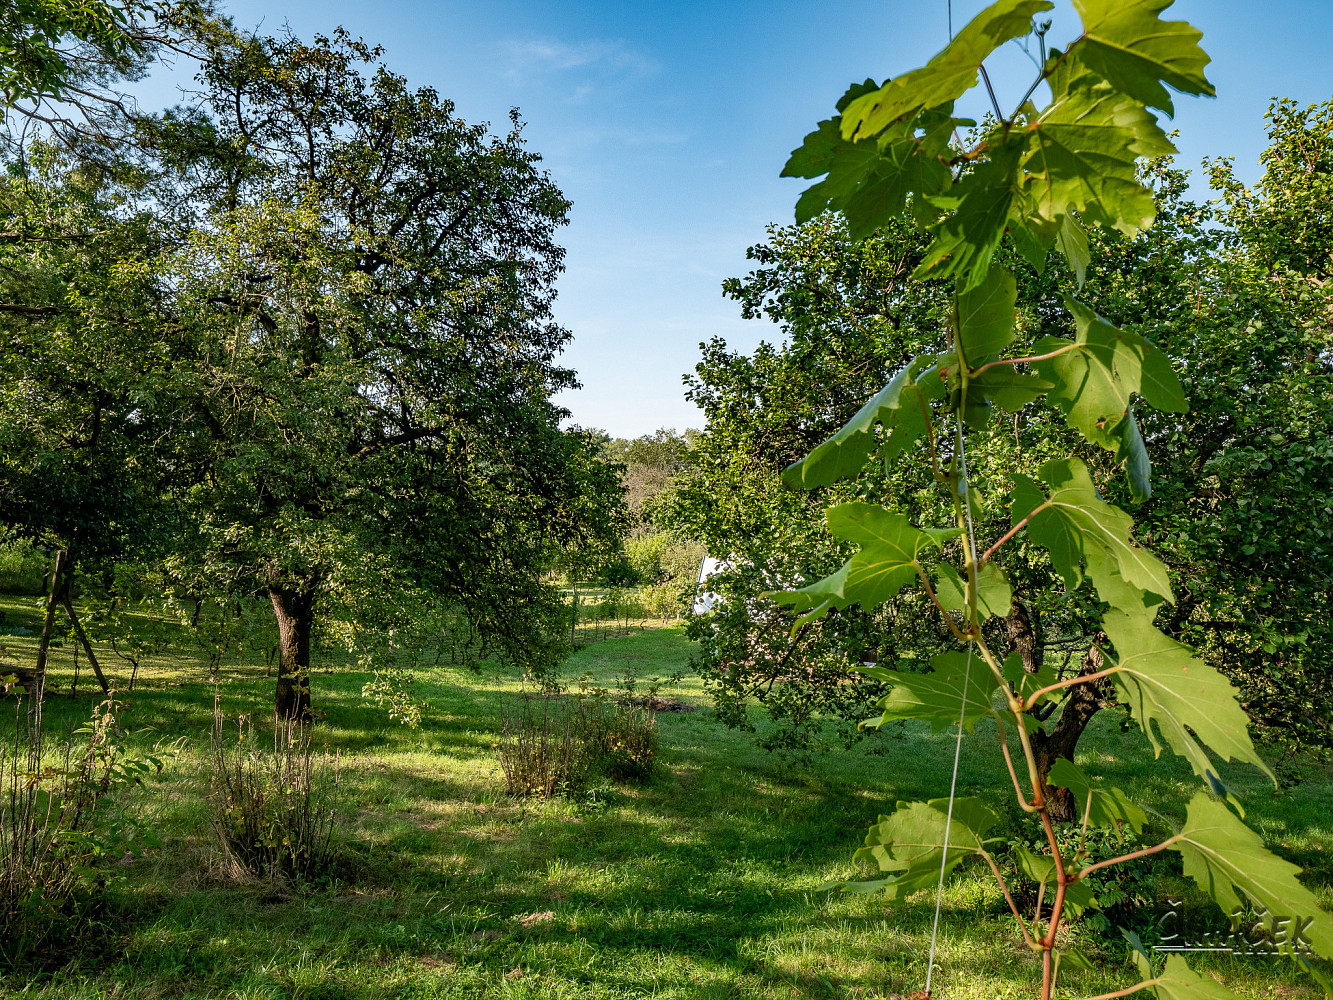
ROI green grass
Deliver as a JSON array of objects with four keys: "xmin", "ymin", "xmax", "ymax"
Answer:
[{"xmin": 0, "ymin": 592, "xmax": 1330, "ymax": 999}]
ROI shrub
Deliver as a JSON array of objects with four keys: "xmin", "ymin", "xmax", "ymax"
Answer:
[
  {"xmin": 595, "ymin": 556, "xmax": 639, "ymax": 587},
  {"xmin": 1, "ymin": 692, "xmax": 158, "ymax": 963},
  {"xmin": 496, "ymin": 696, "xmax": 589, "ymax": 798},
  {"xmin": 624, "ymin": 533, "xmax": 669, "ymax": 583},
  {"xmin": 495, "ymin": 689, "xmax": 659, "ymax": 798},
  {"xmin": 640, "ymin": 579, "xmax": 693, "ymax": 621},
  {"xmin": 592, "ymin": 701, "xmax": 658, "ymax": 783},
  {"xmin": 624, "ymin": 532, "xmax": 706, "ymax": 589},
  {"xmin": 207, "ymin": 711, "xmax": 340, "ymax": 882}
]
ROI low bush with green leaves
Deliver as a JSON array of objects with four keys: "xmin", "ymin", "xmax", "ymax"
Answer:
[
  {"xmin": 1, "ymin": 693, "xmax": 163, "ymax": 963},
  {"xmin": 595, "ymin": 700, "xmax": 658, "ymax": 783},
  {"xmin": 496, "ymin": 687, "xmax": 659, "ymax": 798},
  {"xmin": 496, "ymin": 695, "xmax": 592, "ymax": 798},
  {"xmin": 206, "ymin": 711, "xmax": 341, "ymax": 882}
]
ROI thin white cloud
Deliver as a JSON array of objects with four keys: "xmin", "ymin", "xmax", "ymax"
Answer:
[{"xmin": 499, "ymin": 37, "xmax": 658, "ymax": 88}]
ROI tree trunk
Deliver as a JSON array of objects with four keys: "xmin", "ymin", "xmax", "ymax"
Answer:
[
  {"xmin": 32, "ymin": 548, "xmax": 66, "ymax": 702},
  {"xmin": 269, "ymin": 586, "xmax": 316, "ymax": 720},
  {"xmin": 1002, "ymin": 599, "xmax": 1107, "ymax": 823},
  {"xmin": 1029, "ymin": 643, "xmax": 1108, "ymax": 822},
  {"xmin": 60, "ymin": 594, "xmax": 110, "ymax": 696},
  {"xmin": 1005, "ymin": 598, "xmax": 1044, "ymax": 675}
]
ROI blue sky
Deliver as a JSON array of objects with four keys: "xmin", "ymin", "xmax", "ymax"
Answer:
[{"xmin": 160, "ymin": 1, "xmax": 1333, "ymax": 437}]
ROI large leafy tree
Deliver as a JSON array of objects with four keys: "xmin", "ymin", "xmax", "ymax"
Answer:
[
  {"xmin": 670, "ymin": 90, "xmax": 1333, "ymax": 778},
  {"xmin": 754, "ymin": 3, "xmax": 1333, "ymax": 996},
  {"xmin": 664, "ymin": 216, "xmax": 956, "ymax": 750},
  {"xmin": 1163, "ymin": 98, "xmax": 1333, "ymax": 750},
  {"xmin": 0, "ymin": 145, "xmax": 178, "ymax": 693},
  {"xmin": 137, "ymin": 29, "xmax": 622, "ymax": 717},
  {"xmin": 0, "ymin": 151, "xmax": 166, "ymax": 562},
  {"xmin": 2, "ymin": 0, "xmax": 216, "ymax": 154}
]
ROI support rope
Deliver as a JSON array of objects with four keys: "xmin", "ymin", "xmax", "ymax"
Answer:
[
  {"xmin": 926, "ymin": 6, "xmax": 969, "ymax": 995},
  {"xmin": 923, "ymin": 414, "xmax": 980, "ymax": 998}
]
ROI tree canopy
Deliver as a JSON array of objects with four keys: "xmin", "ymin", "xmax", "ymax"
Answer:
[
  {"xmin": 0, "ymin": 24, "xmax": 626, "ymax": 718},
  {"xmin": 665, "ymin": 107, "xmax": 1333, "ymax": 762}
]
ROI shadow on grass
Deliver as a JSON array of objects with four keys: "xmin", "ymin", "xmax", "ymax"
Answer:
[{"xmin": 4, "ymin": 620, "xmax": 1331, "ymax": 999}]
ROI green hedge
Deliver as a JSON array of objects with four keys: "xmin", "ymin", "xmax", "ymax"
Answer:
[{"xmin": 0, "ymin": 542, "xmax": 48, "ymax": 595}]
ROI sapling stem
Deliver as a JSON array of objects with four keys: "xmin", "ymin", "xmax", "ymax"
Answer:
[
  {"xmin": 1022, "ymin": 665, "xmax": 1120, "ymax": 710},
  {"xmin": 1039, "ymin": 806, "xmax": 1071, "ymax": 943},
  {"xmin": 1083, "ymin": 980, "xmax": 1159, "ymax": 1000}
]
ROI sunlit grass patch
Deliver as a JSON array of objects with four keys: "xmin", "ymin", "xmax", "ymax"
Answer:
[{"xmin": 0, "ymin": 599, "xmax": 1329, "ymax": 998}]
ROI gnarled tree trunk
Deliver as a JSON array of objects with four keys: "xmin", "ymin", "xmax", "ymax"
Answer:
[
  {"xmin": 269, "ymin": 585, "xmax": 316, "ymax": 720},
  {"xmin": 1028, "ymin": 643, "xmax": 1108, "ymax": 822},
  {"xmin": 1004, "ymin": 598, "xmax": 1107, "ymax": 823}
]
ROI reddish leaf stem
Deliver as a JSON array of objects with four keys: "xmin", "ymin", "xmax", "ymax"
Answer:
[
  {"xmin": 970, "ymin": 343, "xmax": 1080, "ymax": 379},
  {"xmin": 914, "ymin": 566, "xmax": 970, "ymax": 644},
  {"xmin": 994, "ymin": 715, "xmax": 1038, "ymax": 813},
  {"xmin": 1082, "ymin": 980, "xmax": 1159, "ymax": 1000},
  {"xmin": 1074, "ymin": 837, "xmax": 1179, "ymax": 882},
  {"xmin": 978, "ymin": 503, "xmax": 1050, "ymax": 567},
  {"xmin": 916, "ymin": 387, "xmax": 945, "ymax": 483},
  {"xmin": 979, "ymin": 849, "xmax": 1038, "ymax": 949},
  {"xmin": 1021, "ymin": 665, "xmax": 1121, "ymax": 711}
]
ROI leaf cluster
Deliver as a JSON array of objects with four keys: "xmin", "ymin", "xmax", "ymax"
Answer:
[{"xmin": 757, "ymin": 3, "xmax": 1333, "ymax": 996}]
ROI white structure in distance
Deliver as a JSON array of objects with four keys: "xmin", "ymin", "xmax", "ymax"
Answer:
[{"xmin": 692, "ymin": 555, "xmax": 727, "ymax": 615}]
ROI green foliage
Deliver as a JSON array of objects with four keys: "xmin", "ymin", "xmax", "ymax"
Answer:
[
  {"xmin": 360, "ymin": 669, "xmax": 422, "ymax": 729},
  {"xmin": 0, "ymin": 149, "xmax": 174, "ymax": 570},
  {"xmin": 770, "ymin": 503, "xmax": 960, "ymax": 628},
  {"xmin": 675, "ymin": 147, "xmax": 1333, "ymax": 764},
  {"xmin": 781, "ymin": 357, "xmax": 943, "ymax": 490},
  {"xmin": 1047, "ymin": 758, "xmax": 1145, "ymax": 835},
  {"xmin": 851, "ymin": 797, "xmax": 999, "ymax": 899},
  {"xmin": 495, "ymin": 687, "xmax": 659, "ymax": 798},
  {"xmin": 2, "ymin": 695, "xmax": 166, "ymax": 963},
  {"xmin": 1169, "ymin": 791, "xmax": 1333, "ymax": 959},
  {"xmin": 1011, "ymin": 457, "xmax": 1173, "ymax": 599},
  {"xmin": 769, "ymin": 3, "xmax": 1329, "ymax": 996},
  {"xmin": 622, "ymin": 532, "xmax": 705, "ymax": 588},
  {"xmin": 858, "ymin": 653, "xmax": 993, "ymax": 734},
  {"xmin": 0, "ymin": 540, "xmax": 46, "ymax": 595},
  {"xmin": 0, "ymin": 0, "xmax": 143, "ymax": 109},
  {"xmin": 206, "ymin": 713, "xmax": 341, "ymax": 882},
  {"xmin": 0, "ymin": 608, "xmax": 1327, "ymax": 997},
  {"xmin": 662, "ymin": 215, "xmax": 957, "ymax": 754},
  {"xmin": 0, "ymin": 27, "xmax": 626, "ymax": 717}
]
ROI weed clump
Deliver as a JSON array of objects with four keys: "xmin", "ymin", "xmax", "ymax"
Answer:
[
  {"xmin": 496, "ymin": 687, "xmax": 658, "ymax": 798},
  {"xmin": 2, "ymin": 689, "xmax": 159, "ymax": 963},
  {"xmin": 207, "ymin": 709, "xmax": 340, "ymax": 882}
]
